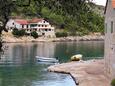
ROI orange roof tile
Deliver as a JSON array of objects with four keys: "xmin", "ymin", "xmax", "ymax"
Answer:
[{"xmin": 112, "ymin": 0, "xmax": 115, "ymax": 8}]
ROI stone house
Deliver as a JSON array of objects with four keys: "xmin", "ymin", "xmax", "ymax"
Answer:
[
  {"xmin": 105, "ymin": 0, "xmax": 115, "ymax": 79},
  {"xmin": 6, "ymin": 18, "xmax": 55, "ymax": 37}
]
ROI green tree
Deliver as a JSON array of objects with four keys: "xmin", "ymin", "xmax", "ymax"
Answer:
[
  {"xmin": 55, "ymin": 31, "xmax": 68, "ymax": 37},
  {"xmin": 0, "ymin": 0, "xmax": 30, "ymax": 51},
  {"xmin": 31, "ymin": 31, "xmax": 39, "ymax": 39},
  {"xmin": 12, "ymin": 29, "xmax": 26, "ymax": 37},
  {"xmin": 12, "ymin": 28, "xmax": 19, "ymax": 36},
  {"xmin": 0, "ymin": 0, "xmax": 104, "ymax": 50},
  {"xmin": 0, "ymin": 0, "xmax": 17, "ymax": 51}
]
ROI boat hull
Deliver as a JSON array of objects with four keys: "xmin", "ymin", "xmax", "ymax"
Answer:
[
  {"xmin": 71, "ymin": 54, "xmax": 82, "ymax": 61},
  {"xmin": 36, "ymin": 56, "xmax": 58, "ymax": 63}
]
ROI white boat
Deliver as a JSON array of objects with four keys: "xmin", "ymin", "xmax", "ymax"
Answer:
[{"xmin": 36, "ymin": 56, "xmax": 59, "ymax": 63}]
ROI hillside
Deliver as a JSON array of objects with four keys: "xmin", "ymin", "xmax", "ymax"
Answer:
[{"xmin": 12, "ymin": 1, "xmax": 105, "ymax": 36}]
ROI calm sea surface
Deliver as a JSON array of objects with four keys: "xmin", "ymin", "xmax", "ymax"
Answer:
[{"xmin": 0, "ymin": 41, "xmax": 104, "ymax": 86}]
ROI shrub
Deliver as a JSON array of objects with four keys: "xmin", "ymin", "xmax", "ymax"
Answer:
[
  {"xmin": 111, "ymin": 79, "xmax": 115, "ymax": 86},
  {"xmin": 12, "ymin": 29, "xmax": 26, "ymax": 37},
  {"xmin": 31, "ymin": 31, "xmax": 39, "ymax": 39},
  {"xmin": 55, "ymin": 32, "xmax": 68, "ymax": 37},
  {"xmin": 12, "ymin": 28, "xmax": 19, "ymax": 36},
  {"xmin": 18, "ymin": 29, "xmax": 26, "ymax": 36},
  {"xmin": 25, "ymin": 32, "xmax": 30, "ymax": 36},
  {"xmin": 69, "ymin": 32, "xmax": 77, "ymax": 36}
]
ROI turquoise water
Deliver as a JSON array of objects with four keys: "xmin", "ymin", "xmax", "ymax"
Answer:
[{"xmin": 0, "ymin": 41, "xmax": 104, "ymax": 86}]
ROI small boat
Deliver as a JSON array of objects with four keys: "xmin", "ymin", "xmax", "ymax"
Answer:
[
  {"xmin": 71, "ymin": 54, "xmax": 83, "ymax": 61},
  {"xmin": 36, "ymin": 56, "xmax": 59, "ymax": 63}
]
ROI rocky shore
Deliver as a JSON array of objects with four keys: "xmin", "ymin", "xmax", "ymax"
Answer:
[
  {"xmin": 48, "ymin": 59, "xmax": 110, "ymax": 86},
  {"xmin": 2, "ymin": 32, "xmax": 104, "ymax": 43}
]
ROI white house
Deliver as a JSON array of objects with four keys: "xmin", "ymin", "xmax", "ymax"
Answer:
[
  {"xmin": 29, "ymin": 18, "xmax": 55, "ymax": 37},
  {"xmin": 6, "ymin": 18, "xmax": 55, "ymax": 37},
  {"xmin": 6, "ymin": 19, "xmax": 29, "ymax": 31},
  {"xmin": 105, "ymin": 0, "xmax": 115, "ymax": 79}
]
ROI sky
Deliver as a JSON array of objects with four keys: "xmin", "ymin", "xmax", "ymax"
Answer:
[{"xmin": 92, "ymin": 0, "xmax": 107, "ymax": 6}]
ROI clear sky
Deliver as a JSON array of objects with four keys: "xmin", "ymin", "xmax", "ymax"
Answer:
[{"xmin": 92, "ymin": 0, "xmax": 107, "ymax": 6}]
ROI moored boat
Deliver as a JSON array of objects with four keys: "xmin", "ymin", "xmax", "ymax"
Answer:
[
  {"xmin": 36, "ymin": 56, "xmax": 59, "ymax": 63},
  {"xmin": 71, "ymin": 54, "xmax": 83, "ymax": 61}
]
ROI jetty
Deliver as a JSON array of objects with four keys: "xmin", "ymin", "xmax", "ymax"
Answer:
[{"xmin": 48, "ymin": 59, "xmax": 110, "ymax": 86}]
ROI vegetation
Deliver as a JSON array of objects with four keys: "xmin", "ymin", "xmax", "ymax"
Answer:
[
  {"xmin": 0, "ymin": 0, "xmax": 18, "ymax": 51},
  {"xmin": 31, "ymin": 31, "xmax": 39, "ymax": 39},
  {"xmin": 15, "ymin": 0, "xmax": 104, "ymax": 35},
  {"xmin": 55, "ymin": 32, "xmax": 68, "ymax": 37},
  {"xmin": 0, "ymin": 0, "xmax": 17, "ymax": 33},
  {"xmin": 12, "ymin": 29, "xmax": 39, "ymax": 38},
  {"xmin": 12, "ymin": 28, "xmax": 26, "ymax": 37},
  {"xmin": 111, "ymin": 79, "xmax": 115, "ymax": 86},
  {"xmin": 0, "ymin": 0, "xmax": 104, "ymax": 50},
  {"xmin": 0, "ymin": 0, "xmax": 104, "ymax": 35}
]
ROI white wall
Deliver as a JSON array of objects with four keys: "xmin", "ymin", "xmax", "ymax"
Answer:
[
  {"xmin": 6, "ymin": 19, "xmax": 15, "ymax": 29},
  {"xmin": 30, "ymin": 20, "xmax": 55, "ymax": 37},
  {"xmin": 6, "ymin": 19, "xmax": 29, "ymax": 30},
  {"xmin": 15, "ymin": 22, "xmax": 22, "ymax": 29}
]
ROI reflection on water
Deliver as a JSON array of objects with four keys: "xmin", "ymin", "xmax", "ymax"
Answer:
[
  {"xmin": 1, "ymin": 41, "xmax": 104, "ymax": 64},
  {"xmin": 0, "ymin": 41, "xmax": 104, "ymax": 86}
]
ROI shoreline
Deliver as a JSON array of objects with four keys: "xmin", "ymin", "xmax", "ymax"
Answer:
[
  {"xmin": 48, "ymin": 59, "xmax": 110, "ymax": 86},
  {"xmin": 2, "ymin": 33, "xmax": 104, "ymax": 43}
]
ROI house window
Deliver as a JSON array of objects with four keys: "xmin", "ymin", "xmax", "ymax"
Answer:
[
  {"xmin": 105, "ymin": 23, "xmax": 107, "ymax": 33},
  {"xmin": 38, "ymin": 25, "xmax": 40, "ymax": 27},
  {"xmin": 27, "ymin": 25, "xmax": 28, "ymax": 28},
  {"xmin": 111, "ymin": 21, "xmax": 113, "ymax": 33},
  {"xmin": 49, "ymin": 29, "xmax": 51, "ymax": 31},
  {"xmin": 22, "ymin": 25, "xmax": 24, "ymax": 28},
  {"xmin": 45, "ymin": 29, "xmax": 47, "ymax": 31},
  {"xmin": 30, "ymin": 24, "xmax": 37, "ymax": 27}
]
